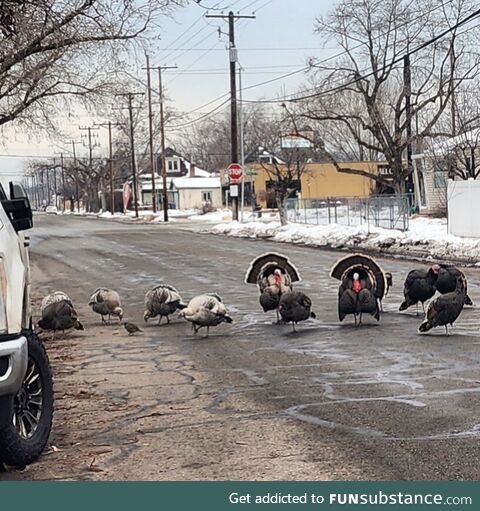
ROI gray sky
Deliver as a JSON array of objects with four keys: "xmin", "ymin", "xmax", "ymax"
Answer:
[{"xmin": 0, "ymin": 0, "xmax": 339, "ymax": 180}]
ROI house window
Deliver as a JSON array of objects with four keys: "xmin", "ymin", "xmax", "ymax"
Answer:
[
  {"xmin": 433, "ymin": 172, "xmax": 446, "ymax": 189},
  {"xmin": 202, "ymin": 191, "xmax": 212, "ymax": 202},
  {"xmin": 167, "ymin": 159, "xmax": 179, "ymax": 172}
]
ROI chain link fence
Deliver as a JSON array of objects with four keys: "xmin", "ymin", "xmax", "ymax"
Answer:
[{"xmin": 286, "ymin": 195, "xmax": 410, "ymax": 231}]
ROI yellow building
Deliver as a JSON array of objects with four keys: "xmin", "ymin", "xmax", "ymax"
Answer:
[{"xmin": 243, "ymin": 161, "xmax": 378, "ymax": 208}]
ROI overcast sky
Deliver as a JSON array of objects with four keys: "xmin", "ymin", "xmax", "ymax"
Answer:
[{"xmin": 0, "ymin": 0, "xmax": 339, "ymax": 180}]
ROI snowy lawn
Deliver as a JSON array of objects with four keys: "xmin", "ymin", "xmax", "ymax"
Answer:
[{"xmin": 209, "ymin": 216, "xmax": 480, "ymax": 264}]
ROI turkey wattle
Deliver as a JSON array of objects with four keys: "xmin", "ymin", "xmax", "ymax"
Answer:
[
  {"xmin": 331, "ymin": 254, "xmax": 387, "ymax": 326},
  {"xmin": 245, "ymin": 252, "xmax": 301, "ymax": 322},
  {"xmin": 399, "ymin": 265, "xmax": 440, "ymax": 314}
]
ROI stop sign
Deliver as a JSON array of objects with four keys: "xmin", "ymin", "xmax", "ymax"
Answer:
[{"xmin": 226, "ymin": 163, "xmax": 243, "ymax": 184}]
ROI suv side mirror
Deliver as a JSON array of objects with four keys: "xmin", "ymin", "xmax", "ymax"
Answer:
[{"xmin": 0, "ymin": 182, "xmax": 33, "ymax": 232}]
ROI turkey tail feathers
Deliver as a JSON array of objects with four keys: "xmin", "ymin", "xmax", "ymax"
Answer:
[{"xmin": 244, "ymin": 252, "xmax": 301, "ymax": 284}]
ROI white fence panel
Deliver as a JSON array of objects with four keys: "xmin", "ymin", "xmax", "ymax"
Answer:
[{"xmin": 448, "ymin": 179, "xmax": 480, "ymax": 238}]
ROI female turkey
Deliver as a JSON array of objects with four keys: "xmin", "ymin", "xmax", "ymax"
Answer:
[
  {"xmin": 399, "ymin": 265, "xmax": 440, "ymax": 314},
  {"xmin": 278, "ymin": 291, "xmax": 316, "ymax": 331},
  {"xmin": 331, "ymin": 254, "xmax": 388, "ymax": 325},
  {"xmin": 178, "ymin": 293, "xmax": 233, "ymax": 337},
  {"xmin": 436, "ymin": 265, "xmax": 473, "ymax": 305},
  {"xmin": 144, "ymin": 284, "xmax": 186, "ymax": 325},
  {"xmin": 89, "ymin": 288, "xmax": 123, "ymax": 323},
  {"xmin": 245, "ymin": 252, "xmax": 301, "ymax": 322},
  {"xmin": 418, "ymin": 275, "xmax": 466, "ymax": 335},
  {"xmin": 38, "ymin": 299, "xmax": 84, "ymax": 336}
]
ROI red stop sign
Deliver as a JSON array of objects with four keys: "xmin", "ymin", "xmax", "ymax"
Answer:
[{"xmin": 226, "ymin": 163, "xmax": 243, "ymax": 183}]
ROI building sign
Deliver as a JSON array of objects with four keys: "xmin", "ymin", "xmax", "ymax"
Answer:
[
  {"xmin": 378, "ymin": 164, "xmax": 394, "ymax": 178},
  {"xmin": 281, "ymin": 131, "xmax": 314, "ymax": 149}
]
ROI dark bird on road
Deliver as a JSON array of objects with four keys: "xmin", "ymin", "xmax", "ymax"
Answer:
[
  {"xmin": 124, "ymin": 322, "xmax": 143, "ymax": 335},
  {"xmin": 331, "ymin": 254, "xmax": 387, "ymax": 325},
  {"xmin": 245, "ymin": 252, "xmax": 301, "ymax": 322},
  {"xmin": 37, "ymin": 299, "xmax": 84, "ymax": 336},
  {"xmin": 436, "ymin": 265, "xmax": 473, "ymax": 306},
  {"xmin": 418, "ymin": 275, "xmax": 466, "ymax": 335},
  {"xmin": 399, "ymin": 265, "xmax": 440, "ymax": 314},
  {"xmin": 89, "ymin": 288, "xmax": 123, "ymax": 323},
  {"xmin": 278, "ymin": 291, "xmax": 316, "ymax": 332},
  {"xmin": 178, "ymin": 293, "xmax": 233, "ymax": 337},
  {"xmin": 144, "ymin": 284, "xmax": 186, "ymax": 325}
]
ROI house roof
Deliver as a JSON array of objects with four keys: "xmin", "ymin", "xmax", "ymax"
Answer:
[{"xmin": 428, "ymin": 129, "xmax": 480, "ymax": 155}]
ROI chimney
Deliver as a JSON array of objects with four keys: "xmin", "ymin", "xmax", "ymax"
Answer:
[{"xmin": 189, "ymin": 162, "xmax": 195, "ymax": 178}]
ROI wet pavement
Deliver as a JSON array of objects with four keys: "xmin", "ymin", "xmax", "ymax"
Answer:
[{"xmin": 3, "ymin": 214, "xmax": 480, "ymax": 480}]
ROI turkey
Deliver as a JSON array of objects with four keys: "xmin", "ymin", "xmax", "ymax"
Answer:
[
  {"xmin": 245, "ymin": 252, "xmax": 301, "ymax": 322},
  {"xmin": 88, "ymin": 288, "xmax": 123, "ymax": 323},
  {"xmin": 399, "ymin": 265, "xmax": 440, "ymax": 314},
  {"xmin": 178, "ymin": 293, "xmax": 233, "ymax": 337},
  {"xmin": 278, "ymin": 291, "xmax": 316, "ymax": 332},
  {"xmin": 418, "ymin": 275, "xmax": 466, "ymax": 335},
  {"xmin": 436, "ymin": 265, "xmax": 473, "ymax": 306},
  {"xmin": 331, "ymin": 254, "xmax": 387, "ymax": 325},
  {"xmin": 41, "ymin": 291, "xmax": 73, "ymax": 311},
  {"xmin": 144, "ymin": 284, "xmax": 186, "ymax": 325},
  {"xmin": 37, "ymin": 299, "xmax": 84, "ymax": 336}
]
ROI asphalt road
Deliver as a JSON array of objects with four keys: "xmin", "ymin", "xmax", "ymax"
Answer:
[{"xmin": 4, "ymin": 214, "xmax": 480, "ymax": 480}]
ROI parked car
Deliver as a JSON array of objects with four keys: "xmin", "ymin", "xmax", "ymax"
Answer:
[
  {"xmin": 0, "ymin": 182, "xmax": 54, "ymax": 467},
  {"xmin": 45, "ymin": 205, "xmax": 58, "ymax": 214}
]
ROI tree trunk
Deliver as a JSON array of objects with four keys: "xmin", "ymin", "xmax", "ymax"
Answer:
[{"xmin": 276, "ymin": 191, "xmax": 289, "ymax": 226}]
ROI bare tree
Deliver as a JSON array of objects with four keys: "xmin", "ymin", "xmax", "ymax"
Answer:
[
  {"xmin": 0, "ymin": 0, "xmax": 183, "ymax": 132},
  {"xmin": 298, "ymin": 0, "xmax": 480, "ymax": 194}
]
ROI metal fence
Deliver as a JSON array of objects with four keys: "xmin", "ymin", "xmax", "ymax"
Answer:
[{"xmin": 286, "ymin": 195, "xmax": 410, "ymax": 231}]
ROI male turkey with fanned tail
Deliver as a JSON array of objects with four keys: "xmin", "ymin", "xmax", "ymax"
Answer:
[
  {"xmin": 331, "ymin": 254, "xmax": 388, "ymax": 326},
  {"xmin": 399, "ymin": 264, "xmax": 440, "ymax": 315},
  {"xmin": 419, "ymin": 275, "xmax": 466, "ymax": 335},
  {"xmin": 245, "ymin": 252, "xmax": 301, "ymax": 322},
  {"xmin": 144, "ymin": 284, "xmax": 186, "ymax": 325}
]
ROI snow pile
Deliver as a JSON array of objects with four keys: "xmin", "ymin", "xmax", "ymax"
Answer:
[{"xmin": 209, "ymin": 216, "xmax": 480, "ymax": 263}]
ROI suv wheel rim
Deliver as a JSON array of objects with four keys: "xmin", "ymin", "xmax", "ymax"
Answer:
[{"xmin": 13, "ymin": 358, "xmax": 43, "ymax": 439}]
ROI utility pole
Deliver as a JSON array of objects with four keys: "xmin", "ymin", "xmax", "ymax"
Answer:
[
  {"xmin": 155, "ymin": 64, "xmax": 177, "ymax": 222},
  {"xmin": 206, "ymin": 11, "xmax": 255, "ymax": 221},
  {"xmin": 52, "ymin": 157, "xmax": 58, "ymax": 206},
  {"xmin": 143, "ymin": 54, "xmax": 158, "ymax": 214},
  {"xmin": 72, "ymin": 140, "xmax": 80, "ymax": 213},
  {"xmin": 60, "ymin": 153, "xmax": 65, "ymax": 212},
  {"xmin": 79, "ymin": 126, "xmax": 100, "ymax": 167},
  {"xmin": 117, "ymin": 92, "xmax": 143, "ymax": 218},
  {"xmin": 239, "ymin": 65, "xmax": 245, "ymax": 222},
  {"xmin": 95, "ymin": 121, "xmax": 124, "ymax": 214},
  {"xmin": 450, "ymin": 39, "xmax": 456, "ymax": 137},
  {"xmin": 404, "ymin": 53, "xmax": 414, "ymax": 204}
]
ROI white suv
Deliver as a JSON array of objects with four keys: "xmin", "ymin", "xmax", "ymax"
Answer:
[{"xmin": 0, "ymin": 182, "xmax": 53, "ymax": 467}]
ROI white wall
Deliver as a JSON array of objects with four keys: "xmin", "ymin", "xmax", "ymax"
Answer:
[{"xmin": 448, "ymin": 179, "xmax": 480, "ymax": 237}]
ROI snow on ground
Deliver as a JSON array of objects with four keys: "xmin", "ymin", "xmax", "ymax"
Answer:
[{"xmin": 209, "ymin": 216, "xmax": 480, "ymax": 264}]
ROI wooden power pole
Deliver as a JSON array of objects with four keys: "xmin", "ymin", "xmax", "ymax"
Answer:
[{"xmin": 206, "ymin": 10, "xmax": 255, "ymax": 221}]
